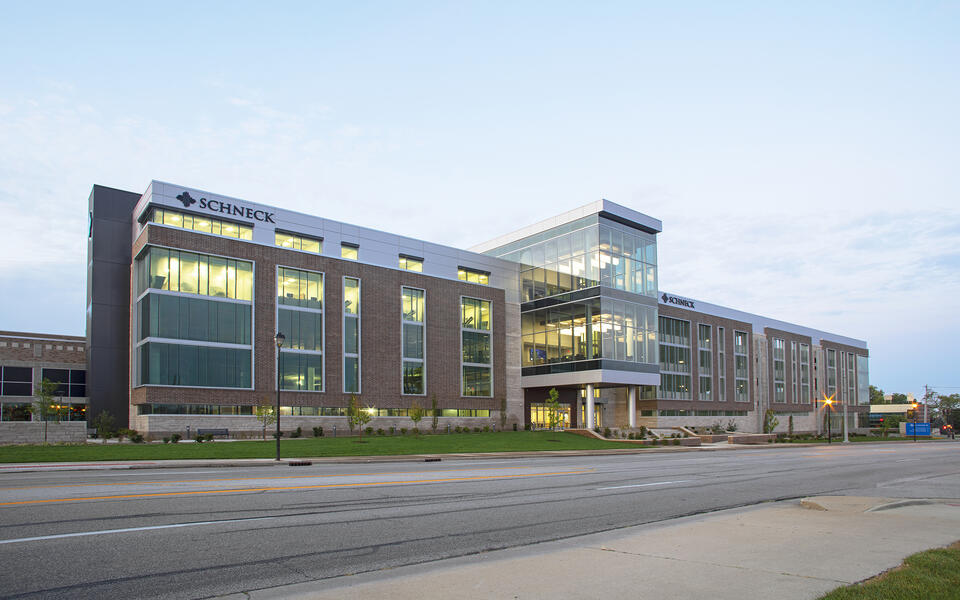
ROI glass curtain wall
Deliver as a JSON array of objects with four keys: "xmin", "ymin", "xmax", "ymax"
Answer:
[
  {"xmin": 492, "ymin": 217, "xmax": 658, "ymax": 302},
  {"xmin": 521, "ymin": 298, "xmax": 657, "ymax": 367},
  {"xmin": 135, "ymin": 247, "xmax": 253, "ymax": 388},
  {"xmin": 402, "ymin": 287, "xmax": 425, "ymax": 394}
]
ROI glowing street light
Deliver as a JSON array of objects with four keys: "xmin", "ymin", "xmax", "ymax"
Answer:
[
  {"xmin": 911, "ymin": 401, "xmax": 919, "ymax": 443},
  {"xmin": 823, "ymin": 393, "xmax": 836, "ymax": 444}
]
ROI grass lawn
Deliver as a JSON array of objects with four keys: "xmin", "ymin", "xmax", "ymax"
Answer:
[
  {"xmin": 0, "ymin": 431, "xmax": 642, "ymax": 463},
  {"xmin": 818, "ymin": 542, "xmax": 960, "ymax": 600}
]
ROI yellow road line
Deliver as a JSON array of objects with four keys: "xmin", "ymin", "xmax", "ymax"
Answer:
[
  {"xmin": 0, "ymin": 469, "xmax": 593, "ymax": 507},
  {"xmin": 0, "ymin": 466, "xmax": 531, "ymax": 492}
]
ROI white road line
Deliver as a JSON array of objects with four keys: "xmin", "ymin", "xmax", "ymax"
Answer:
[
  {"xmin": 0, "ymin": 516, "xmax": 272, "ymax": 545},
  {"xmin": 597, "ymin": 480, "xmax": 691, "ymax": 490}
]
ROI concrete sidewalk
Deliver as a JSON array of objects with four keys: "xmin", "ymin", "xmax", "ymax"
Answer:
[{"xmin": 228, "ymin": 496, "xmax": 960, "ymax": 600}]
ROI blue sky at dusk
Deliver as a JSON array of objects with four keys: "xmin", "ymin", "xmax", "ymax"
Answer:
[{"xmin": 1, "ymin": 1, "xmax": 957, "ymax": 398}]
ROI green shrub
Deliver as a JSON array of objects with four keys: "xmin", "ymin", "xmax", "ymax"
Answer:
[
  {"xmin": 290, "ymin": 427, "xmax": 302, "ymax": 438},
  {"xmin": 525, "ymin": 423, "xmax": 532, "ymax": 431},
  {"xmin": 473, "ymin": 427, "xmax": 481, "ymax": 433},
  {"xmin": 272, "ymin": 431, "xmax": 284, "ymax": 439},
  {"xmin": 672, "ymin": 439, "xmax": 680, "ymax": 446},
  {"xmin": 376, "ymin": 428, "xmax": 385, "ymax": 436},
  {"xmin": 365, "ymin": 427, "xmax": 374, "ymax": 436},
  {"xmin": 483, "ymin": 426, "xmax": 490, "ymax": 433},
  {"xmin": 389, "ymin": 426, "xmax": 396, "ymax": 435},
  {"xmin": 131, "ymin": 433, "xmax": 145, "ymax": 444},
  {"xmin": 194, "ymin": 435, "xmax": 205, "ymax": 443},
  {"xmin": 204, "ymin": 433, "xmax": 214, "ymax": 442},
  {"xmin": 162, "ymin": 437, "xmax": 170, "ymax": 444},
  {"xmin": 411, "ymin": 427, "xmax": 420, "ymax": 435},
  {"xmin": 513, "ymin": 423, "xmax": 518, "ymax": 431},
  {"xmin": 400, "ymin": 428, "xmax": 408, "ymax": 435},
  {"xmin": 603, "ymin": 427, "xmax": 611, "ymax": 438},
  {"xmin": 454, "ymin": 426, "xmax": 462, "ymax": 433},
  {"xmin": 312, "ymin": 426, "xmax": 324, "ymax": 437},
  {"xmin": 170, "ymin": 433, "xmax": 181, "ymax": 443}
]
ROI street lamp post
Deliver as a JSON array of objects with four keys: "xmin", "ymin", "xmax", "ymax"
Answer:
[
  {"xmin": 275, "ymin": 332, "xmax": 285, "ymax": 461},
  {"xmin": 823, "ymin": 393, "xmax": 835, "ymax": 444},
  {"xmin": 911, "ymin": 401, "xmax": 918, "ymax": 443}
]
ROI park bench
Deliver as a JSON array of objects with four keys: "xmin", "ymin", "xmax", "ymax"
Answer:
[{"xmin": 197, "ymin": 428, "xmax": 229, "ymax": 438}]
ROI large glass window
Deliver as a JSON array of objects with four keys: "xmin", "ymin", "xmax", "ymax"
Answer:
[
  {"xmin": 773, "ymin": 338, "xmax": 786, "ymax": 403},
  {"xmin": 137, "ymin": 343, "xmax": 251, "ymax": 388},
  {"xmin": 0, "ymin": 366, "xmax": 32, "ymax": 397},
  {"xmin": 461, "ymin": 297, "xmax": 492, "ymax": 397},
  {"xmin": 137, "ymin": 247, "xmax": 253, "ymax": 301},
  {"xmin": 279, "ymin": 352, "xmax": 323, "ymax": 391},
  {"xmin": 343, "ymin": 277, "xmax": 360, "ymax": 393},
  {"xmin": 717, "ymin": 327, "xmax": 726, "ymax": 402},
  {"xmin": 138, "ymin": 294, "xmax": 252, "ymax": 345},
  {"xmin": 40, "ymin": 368, "xmax": 87, "ymax": 398},
  {"xmin": 148, "ymin": 207, "xmax": 253, "ymax": 241},
  {"xmin": 826, "ymin": 349, "xmax": 837, "ymax": 397},
  {"xmin": 734, "ymin": 331, "xmax": 749, "ymax": 403},
  {"xmin": 275, "ymin": 231, "xmax": 322, "ymax": 254},
  {"xmin": 277, "ymin": 267, "xmax": 323, "ymax": 310},
  {"xmin": 658, "ymin": 316, "xmax": 692, "ymax": 400},
  {"xmin": 799, "ymin": 343, "xmax": 811, "ymax": 404},
  {"xmin": 698, "ymin": 324, "xmax": 712, "ymax": 401},
  {"xmin": 857, "ymin": 355, "xmax": 869, "ymax": 405},
  {"xmin": 402, "ymin": 287, "xmax": 425, "ymax": 395}
]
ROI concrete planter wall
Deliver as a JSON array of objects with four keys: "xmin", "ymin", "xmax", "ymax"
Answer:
[{"xmin": 0, "ymin": 422, "xmax": 87, "ymax": 444}]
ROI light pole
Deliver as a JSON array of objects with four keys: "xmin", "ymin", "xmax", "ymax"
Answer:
[
  {"xmin": 823, "ymin": 393, "xmax": 835, "ymax": 444},
  {"xmin": 911, "ymin": 401, "xmax": 918, "ymax": 442},
  {"xmin": 275, "ymin": 331, "xmax": 285, "ymax": 461}
]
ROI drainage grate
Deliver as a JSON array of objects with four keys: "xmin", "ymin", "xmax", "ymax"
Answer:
[
  {"xmin": 287, "ymin": 460, "xmax": 313, "ymax": 466},
  {"xmin": 424, "ymin": 458, "xmax": 442, "ymax": 462}
]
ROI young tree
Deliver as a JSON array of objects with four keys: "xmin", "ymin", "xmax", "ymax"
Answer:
[
  {"xmin": 431, "ymin": 394, "xmax": 439, "ymax": 433},
  {"xmin": 91, "ymin": 410, "xmax": 116, "ymax": 442},
  {"xmin": 409, "ymin": 399, "xmax": 425, "ymax": 433},
  {"xmin": 347, "ymin": 395, "xmax": 371, "ymax": 441},
  {"xmin": 763, "ymin": 409, "xmax": 779, "ymax": 434},
  {"xmin": 254, "ymin": 395, "xmax": 276, "ymax": 441},
  {"xmin": 545, "ymin": 387, "xmax": 561, "ymax": 432},
  {"xmin": 31, "ymin": 378, "xmax": 63, "ymax": 444}
]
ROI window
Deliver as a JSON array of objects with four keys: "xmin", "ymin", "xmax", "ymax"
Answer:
[
  {"xmin": 0, "ymin": 366, "xmax": 32, "ymax": 396},
  {"xmin": 402, "ymin": 287, "xmax": 425, "ymax": 395},
  {"xmin": 399, "ymin": 255, "xmax": 423, "ymax": 272},
  {"xmin": 799, "ymin": 343, "xmax": 811, "ymax": 404},
  {"xmin": 136, "ymin": 247, "xmax": 253, "ymax": 301},
  {"xmin": 461, "ymin": 297, "xmax": 492, "ymax": 396},
  {"xmin": 734, "ymin": 331, "xmax": 749, "ymax": 403},
  {"xmin": 343, "ymin": 277, "xmax": 361, "ymax": 393},
  {"xmin": 458, "ymin": 267, "xmax": 489, "ymax": 285},
  {"xmin": 275, "ymin": 231, "xmax": 322, "ymax": 254},
  {"xmin": 278, "ymin": 267, "xmax": 324, "ymax": 391},
  {"xmin": 791, "ymin": 341, "xmax": 798, "ymax": 404},
  {"xmin": 717, "ymin": 327, "xmax": 726, "ymax": 402},
  {"xmin": 135, "ymin": 248, "xmax": 254, "ymax": 389},
  {"xmin": 137, "ymin": 343, "xmax": 252, "ymax": 388},
  {"xmin": 277, "ymin": 267, "xmax": 323, "ymax": 310},
  {"xmin": 698, "ymin": 324, "xmax": 712, "ymax": 401},
  {"xmin": 341, "ymin": 243, "xmax": 358, "ymax": 260},
  {"xmin": 148, "ymin": 207, "xmax": 253, "ymax": 241},
  {"xmin": 826, "ymin": 349, "xmax": 837, "ymax": 397},
  {"xmin": 40, "ymin": 369, "xmax": 87, "ymax": 398},
  {"xmin": 657, "ymin": 316, "xmax": 691, "ymax": 399},
  {"xmin": 773, "ymin": 338, "xmax": 785, "ymax": 403}
]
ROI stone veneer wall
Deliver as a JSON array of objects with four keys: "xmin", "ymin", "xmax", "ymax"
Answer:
[
  {"xmin": 133, "ymin": 414, "xmax": 501, "ymax": 439},
  {"xmin": 0, "ymin": 422, "xmax": 87, "ymax": 444}
]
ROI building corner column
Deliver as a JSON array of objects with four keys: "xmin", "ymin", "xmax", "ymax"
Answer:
[
  {"xmin": 628, "ymin": 385, "xmax": 636, "ymax": 428},
  {"xmin": 586, "ymin": 383, "xmax": 595, "ymax": 430}
]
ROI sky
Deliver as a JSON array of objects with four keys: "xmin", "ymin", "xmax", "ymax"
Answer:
[{"xmin": 0, "ymin": 1, "xmax": 957, "ymax": 399}]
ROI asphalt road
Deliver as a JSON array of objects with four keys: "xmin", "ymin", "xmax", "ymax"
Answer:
[{"xmin": 0, "ymin": 442, "xmax": 958, "ymax": 599}]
